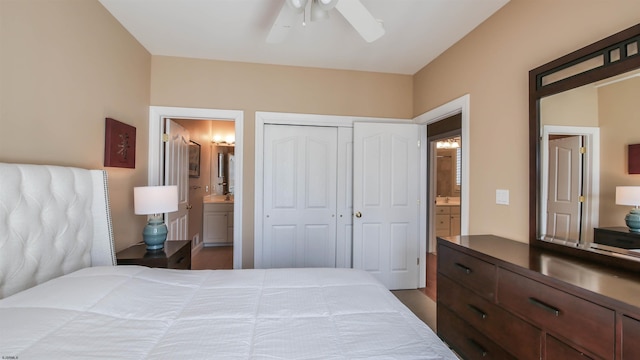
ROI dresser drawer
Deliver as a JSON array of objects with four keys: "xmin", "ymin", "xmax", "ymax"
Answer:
[
  {"xmin": 622, "ymin": 315, "xmax": 640, "ymax": 359},
  {"xmin": 545, "ymin": 335, "xmax": 595, "ymax": 360},
  {"xmin": 497, "ymin": 268, "xmax": 614, "ymax": 359},
  {"xmin": 438, "ymin": 244, "xmax": 496, "ymax": 300},
  {"xmin": 438, "ymin": 275, "xmax": 541, "ymax": 360},
  {"xmin": 167, "ymin": 241, "xmax": 191, "ymax": 269},
  {"xmin": 438, "ymin": 305, "xmax": 516, "ymax": 360}
]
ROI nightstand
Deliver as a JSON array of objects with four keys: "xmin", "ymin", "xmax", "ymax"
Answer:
[
  {"xmin": 116, "ymin": 240, "xmax": 192, "ymax": 269},
  {"xmin": 594, "ymin": 227, "xmax": 640, "ymax": 249}
]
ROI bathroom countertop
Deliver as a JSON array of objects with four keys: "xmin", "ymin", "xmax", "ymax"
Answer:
[
  {"xmin": 203, "ymin": 195, "xmax": 234, "ymax": 204},
  {"xmin": 435, "ymin": 197, "xmax": 460, "ymax": 206}
]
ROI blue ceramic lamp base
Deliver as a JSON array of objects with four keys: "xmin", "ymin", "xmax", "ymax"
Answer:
[
  {"xmin": 626, "ymin": 208, "xmax": 640, "ymax": 233},
  {"xmin": 142, "ymin": 216, "xmax": 168, "ymax": 250}
]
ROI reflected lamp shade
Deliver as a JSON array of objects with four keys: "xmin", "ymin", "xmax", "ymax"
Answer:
[
  {"xmin": 134, "ymin": 186, "xmax": 178, "ymax": 250},
  {"xmin": 615, "ymin": 186, "xmax": 640, "ymax": 233}
]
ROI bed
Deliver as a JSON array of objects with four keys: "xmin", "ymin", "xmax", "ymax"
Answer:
[{"xmin": 0, "ymin": 162, "xmax": 457, "ymax": 359}]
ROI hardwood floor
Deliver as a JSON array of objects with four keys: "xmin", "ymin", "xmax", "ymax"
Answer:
[
  {"xmin": 422, "ymin": 252, "xmax": 437, "ymax": 301},
  {"xmin": 191, "ymin": 246, "xmax": 233, "ymax": 270}
]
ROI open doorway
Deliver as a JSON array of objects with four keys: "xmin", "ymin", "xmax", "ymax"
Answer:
[
  {"xmin": 425, "ymin": 114, "xmax": 463, "ymax": 301},
  {"xmin": 148, "ymin": 106, "xmax": 244, "ymax": 269},
  {"xmin": 167, "ymin": 119, "xmax": 236, "ymax": 269}
]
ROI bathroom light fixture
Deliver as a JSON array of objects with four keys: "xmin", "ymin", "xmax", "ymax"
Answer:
[
  {"xmin": 616, "ymin": 186, "xmax": 640, "ymax": 233},
  {"xmin": 436, "ymin": 139, "xmax": 460, "ymax": 149},
  {"xmin": 134, "ymin": 185, "xmax": 178, "ymax": 250},
  {"xmin": 212, "ymin": 134, "xmax": 235, "ymax": 146}
]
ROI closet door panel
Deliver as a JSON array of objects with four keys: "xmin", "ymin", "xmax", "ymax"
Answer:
[
  {"xmin": 263, "ymin": 125, "xmax": 337, "ymax": 268},
  {"xmin": 336, "ymin": 127, "xmax": 354, "ymax": 268}
]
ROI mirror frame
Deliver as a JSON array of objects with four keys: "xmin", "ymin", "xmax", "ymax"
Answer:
[{"xmin": 529, "ymin": 23, "xmax": 640, "ymax": 269}]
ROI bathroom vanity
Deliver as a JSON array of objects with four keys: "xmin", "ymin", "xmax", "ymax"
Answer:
[{"xmin": 203, "ymin": 195, "xmax": 234, "ymax": 246}]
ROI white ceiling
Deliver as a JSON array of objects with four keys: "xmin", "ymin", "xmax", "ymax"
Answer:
[{"xmin": 98, "ymin": 0, "xmax": 509, "ymax": 75}]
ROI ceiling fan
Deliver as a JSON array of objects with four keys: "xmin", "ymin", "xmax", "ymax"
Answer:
[{"xmin": 267, "ymin": 0, "xmax": 385, "ymax": 43}]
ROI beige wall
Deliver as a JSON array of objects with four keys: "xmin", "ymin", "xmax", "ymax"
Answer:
[
  {"xmin": 151, "ymin": 56, "xmax": 413, "ymax": 266},
  {"xmin": 4, "ymin": 0, "xmax": 640, "ymax": 262},
  {"xmin": 540, "ymin": 84, "xmax": 599, "ymax": 128},
  {"xmin": 0, "ymin": 0, "xmax": 151, "ymax": 251},
  {"xmin": 599, "ymin": 77, "xmax": 640, "ymax": 226},
  {"xmin": 413, "ymin": 0, "xmax": 640, "ymax": 242}
]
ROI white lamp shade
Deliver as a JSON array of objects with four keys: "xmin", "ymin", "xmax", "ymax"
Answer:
[
  {"xmin": 134, "ymin": 186, "xmax": 179, "ymax": 215},
  {"xmin": 615, "ymin": 186, "xmax": 640, "ymax": 206}
]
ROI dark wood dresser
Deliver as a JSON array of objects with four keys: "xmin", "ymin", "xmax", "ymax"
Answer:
[
  {"xmin": 116, "ymin": 240, "xmax": 192, "ymax": 269},
  {"xmin": 437, "ymin": 235, "xmax": 640, "ymax": 360}
]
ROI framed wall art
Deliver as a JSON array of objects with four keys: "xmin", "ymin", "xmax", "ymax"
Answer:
[
  {"xmin": 189, "ymin": 141, "xmax": 201, "ymax": 178},
  {"xmin": 630, "ymin": 144, "xmax": 640, "ymax": 174},
  {"xmin": 104, "ymin": 118, "xmax": 136, "ymax": 168}
]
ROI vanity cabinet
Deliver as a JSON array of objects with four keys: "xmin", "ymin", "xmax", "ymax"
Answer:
[
  {"xmin": 437, "ymin": 235, "xmax": 640, "ymax": 360},
  {"xmin": 203, "ymin": 203, "xmax": 233, "ymax": 245},
  {"xmin": 435, "ymin": 205, "xmax": 460, "ymax": 237}
]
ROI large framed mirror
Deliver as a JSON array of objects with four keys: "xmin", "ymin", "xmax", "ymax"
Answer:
[{"xmin": 530, "ymin": 23, "xmax": 640, "ymax": 269}]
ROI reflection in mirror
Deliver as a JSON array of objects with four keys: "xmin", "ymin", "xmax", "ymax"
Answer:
[
  {"xmin": 539, "ymin": 69, "xmax": 640, "ymax": 249},
  {"xmin": 531, "ymin": 23, "xmax": 640, "ymax": 269}
]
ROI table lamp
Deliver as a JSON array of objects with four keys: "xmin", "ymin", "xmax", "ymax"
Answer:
[
  {"xmin": 134, "ymin": 185, "xmax": 178, "ymax": 250},
  {"xmin": 615, "ymin": 186, "xmax": 640, "ymax": 233}
]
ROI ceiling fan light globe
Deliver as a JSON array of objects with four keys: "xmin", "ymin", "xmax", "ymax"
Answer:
[
  {"xmin": 310, "ymin": 6, "xmax": 330, "ymax": 21},
  {"xmin": 287, "ymin": 0, "xmax": 308, "ymax": 12},
  {"xmin": 315, "ymin": 0, "xmax": 338, "ymax": 11}
]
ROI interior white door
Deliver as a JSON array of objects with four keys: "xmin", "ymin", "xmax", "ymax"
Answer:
[
  {"xmin": 164, "ymin": 119, "xmax": 190, "ymax": 241},
  {"xmin": 546, "ymin": 135, "xmax": 583, "ymax": 243},
  {"xmin": 263, "ymin": 124, "xmax": 338, "ymax": 268},
  {"xmin": 353, "ymin": 122, "xmax": 420, "ymax": 290}
]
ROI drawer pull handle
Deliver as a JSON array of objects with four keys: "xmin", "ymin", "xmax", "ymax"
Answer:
[
  {"xmin": 528, "ymin": 297, "xmax": 560, "ymax": 316},
  {"xmin": 176, "ymin": 256, "xmax": 185, "ymax": 264},
  {"xmin": 467, "ymin": 304, "xmax": 487, "ymax": 319},
  {"xmin": 455, "ymin": 262, "xmax": 472, "ymax": 274},
  {"xmin": 467, "ymin": 338, "xmax": 488, "ymax": 357}
]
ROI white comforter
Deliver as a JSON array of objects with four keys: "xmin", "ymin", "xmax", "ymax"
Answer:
[{"xmin": 0, "ymin": 266, "xmax": 456, "ymax": 359}]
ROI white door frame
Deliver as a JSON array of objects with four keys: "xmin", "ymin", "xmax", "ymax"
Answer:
[
  {"xmin": 254, "ymin": 111, "xmax": 408, "ymax": 269},
  {"xmin": 413, "ymin": 94, "xmax": 470, "ymax": 287},
  {"xmin": 149, "ymin": 106, "xmax": 244, "ymax": 269}
]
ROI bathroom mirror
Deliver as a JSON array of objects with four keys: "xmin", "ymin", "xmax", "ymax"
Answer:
[
  {"xmin": 530, "ymin": 23, "xmax": 640, "ymax": 267},
  {"xmin": 212, "ymin": 145, "xmax": 235, "ymax": 196}
]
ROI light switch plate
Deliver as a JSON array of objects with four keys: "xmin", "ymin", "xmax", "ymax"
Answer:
[{"xmin": 496, "ymin": 189, "xmax": 509, "ymax": 205}]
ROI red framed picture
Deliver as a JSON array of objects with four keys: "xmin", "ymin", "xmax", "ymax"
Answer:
[
  {"xmin": 630, "ymin": 144, "xmax": 640, "ymax": 174},
  {"xmin": 104, "ymin": 118, "xmax": 136, "ymax": 168}
]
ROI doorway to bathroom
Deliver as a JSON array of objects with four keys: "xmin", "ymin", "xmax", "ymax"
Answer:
[
  {"xmin": 148, "ymin": 106, "xmax": 244, "ymax": 269},
  {"xmin": 425, "ymin": 113, "xmax": 462, "ymax": 300}
]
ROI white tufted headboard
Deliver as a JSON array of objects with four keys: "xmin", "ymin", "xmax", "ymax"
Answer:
[{"xmin": 0, "ymin": 162, "xmax": 116, "ymax": 298}]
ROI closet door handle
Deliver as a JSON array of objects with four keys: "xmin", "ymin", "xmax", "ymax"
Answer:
[{"xmin": 355, "ymin": 211, "xmax": 362, "ymax": 218}]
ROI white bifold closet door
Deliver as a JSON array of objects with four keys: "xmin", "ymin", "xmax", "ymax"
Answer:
[{"xmin": 263, "ymin": 125, "xmax": 338, "ymax": 268}]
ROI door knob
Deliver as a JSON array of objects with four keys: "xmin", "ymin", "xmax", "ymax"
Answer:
[
  {"xmin": 186, "ymin": 204, "xmax": 193, "ymax": 210},
  {"xmin": 355, "ymin": 211, "xmax": 362, "ymax": 218}
]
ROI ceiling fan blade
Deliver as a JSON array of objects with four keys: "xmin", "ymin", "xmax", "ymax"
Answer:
[
  {"xmin": 335, "ymin": 0, "xmax": 385, "ymax": 43},
  {"xmin": 266, "ymin": 2, "xmax": 297, "ymax": 43}
]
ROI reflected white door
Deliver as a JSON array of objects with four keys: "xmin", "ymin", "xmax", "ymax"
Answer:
[
  {"xmin": 263, "ymin": 124, "xmax": 338, "ymax": 268},
  {"xmin": 353, "ymin": 122, "xmax": 420, "ymax": 290},
  {"xmin": 547, "ymin": 136, "xmax": 583, "ymax": 242},
  {"xmin": 164, "ymin": 119, "xmax": 189, "ymax": 241}
]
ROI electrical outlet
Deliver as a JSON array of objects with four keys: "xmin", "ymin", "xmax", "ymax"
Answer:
[{"xmin": 496, "ymin": 189, "xmax": 509, "ymax": 205}]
